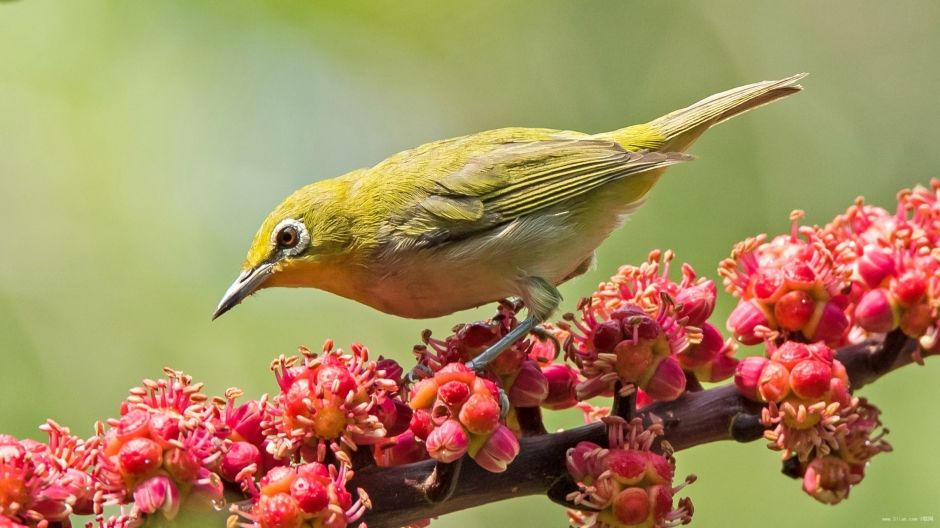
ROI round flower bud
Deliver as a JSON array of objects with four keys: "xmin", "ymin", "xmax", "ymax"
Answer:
[
  {"xmin": 789, "ymin": 360, "xmax": 832, "ymax": 400},
  {"xmin": 290, "ymin": 476, "xmax": 330, "ymax": 514},
  {"xmin": 612, "ymin": 487, "xmax": 651, "ymax": 526},
  {"xmin": 735, "ymin": 356, "xmax": 769, "ymax": 401},
  {"xmin": 458, "ymin": 393, "xmax": 500, "ymax": 435},
  {"xmin": 257, "ymin": 492, "xmax": 302, "ymax": 528},
  {"xmin": 118, "ymin": 437, "xmax": 163, "ymax": 477},
  {"xmin": 774, "ymin": 290, "xmax": 815, "ymax": 331},
  {"xmin": 855, "ymin": 288, "xmax": 900, "ymax": 333},
  {"xmin": 757, "ymin": 361, "xmax": 790, "ymax": 403}
]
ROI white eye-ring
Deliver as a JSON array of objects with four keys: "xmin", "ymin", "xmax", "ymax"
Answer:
[{"xmin": 271, "ymin": 218, "xmax": 310, "ymax": 256}]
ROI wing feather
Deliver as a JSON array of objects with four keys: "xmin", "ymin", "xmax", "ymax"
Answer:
[{"xmin": 388, "ymin": 139, "xmax": 690, "ymax": 249}]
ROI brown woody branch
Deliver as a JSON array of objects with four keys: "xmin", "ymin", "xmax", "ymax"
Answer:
[{"xmin": 351, "ymin": 333, "xmax": 923, "ymax": 528}]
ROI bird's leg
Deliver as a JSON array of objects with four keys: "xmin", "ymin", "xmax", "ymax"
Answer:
[
  {"xmin": 466, "ymin": 277, "xmax": 562, "ymax": 372},
  {"xmin": 465, "ymin": 314, "xmax": 540, "ymax": 371}
]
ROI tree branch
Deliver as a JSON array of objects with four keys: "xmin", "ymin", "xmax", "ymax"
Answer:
[{"xmin": 351, "ymin": 333, "xmax": 924, "ymax": 528}]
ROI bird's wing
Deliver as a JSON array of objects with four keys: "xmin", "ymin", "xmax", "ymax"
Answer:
[{"xmin": 386, "ymin": 138, "xmax": 690, "ymax": 249}]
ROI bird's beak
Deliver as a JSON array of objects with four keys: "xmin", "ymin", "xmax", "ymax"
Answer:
[{"xmin": 212, "ymin": 263, "xmax": 275, "ymax": 320}]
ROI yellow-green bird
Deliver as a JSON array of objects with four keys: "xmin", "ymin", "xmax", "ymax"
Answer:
[{"xmin": 214, "ymin": 74, "xmax": 805, "ymax": 368}]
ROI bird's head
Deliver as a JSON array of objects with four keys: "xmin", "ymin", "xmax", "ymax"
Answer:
[{"xmin": 213, "ymin": 179, "xmax": 355, "ymax": 320}]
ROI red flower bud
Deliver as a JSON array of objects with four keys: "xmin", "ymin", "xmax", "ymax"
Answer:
[
  {"xmin": 541, "ymin": 364, "xmax": 580, "ymax": 410},
  {"xmin": 133, "ymin": 475, "xmax": 181, "ymax": 520},
  {"xmin": 425, "ymin": 419, "xmax": 469, "ymax": 463},
  {"xmin": 508, "ymin": 361, "xmax": 549, "ymax": 407},
  {"xmin": 857, "ymin": 247, "xmax": 894, "ymax": 288},
  {"xmin": 374, "ymin": 430, "xmax": 428, "ymax": 467},
  {"xmin": 376, "ymin": 357, "xmax": 404, "ymax": 386},
  {"xmin": 566, "ymin": 441, "xmax": 604, "ymax": 481},
  {"xmin": 457, "ymin": 321, "xmax": 498, "ymax": 349},
  {"xmin": 735, "ymin": 356, "xmax": 769, "ymax": 401},
  {"xmin": 612, "ymin": 487, "xmax": 651, "ymax": 526},
  {"xmin": 118, "ymin": 437, "xmax": 163, "ymax": 477},
  {"xmin": 855, "ymin": 288, "xmax": 900, "ymax": 333},
  {"xmin": 382, "ymin": 398, "xmax": 413, "ymax": 438},
  {"xmin": 675, "ymin": 280, "xmax": 717, "ymax": 326},
  {"xmin": 256, "ymin": 492, "xmax": 302, "ymax": 528},
  {"xmin": 617, "ymin": 307, "xmax": 662, "ymax": 342},
  {"xmin": 789, "ymin": 360, "xmax": 832, "ymax": 400},
  {"xmin": 806, "ymin": 300, "xmax": 849, "ymax": 345},
  {"xmin": 802, "ymin": 456, "xmax": 855, "ymax": 505},
  {"xmin": 116, "ymin": 409, "xmax": 151, "ymax": 442},
  {"xmin": 751, "ymin": 268, "xmax": 784, "ymax": 301},
  {"xmin": 641, "ymin": 356, "xmax": 686, "ymax": 402},
  {"xmin": 221, "ymin": 441, "xmax": 261, "ymax": 482},
  {"xmin": 606, "ymin": 449, "xmax": 648, "ymax": 485},
  {"xmin": 771, "ymin": 341, "xmax": 812, "ymax": 370},
  {"xmin": 592, "ymin": 320, "xmax": 625, "ymax": 353},
  {"xmin": 892, "ymin": 271, "xmax": 927, "ymax": 307},
  {"xmin": 702, "ymin": 347, "xmax": 739, "ymax": 383},
  {"xmin": 147, "ymin": 413, "xmax": 181, "ymax": 447},
  {"xmin": 437, "ymin": 380, "xmax": 471, "ymax": 409},
  {"xmin": 784, "ymin": 260, "xmax": 816, "ymax": 290},
  {"xmin": 458, "ymin": 393, "xmax": 500, "ymax": 435},
  {"xmin": 646, "ymin": 452, "xmax": 675, "ymax": 485},
  {"xmin": 728, "ymin": 300, "xmax": 771, "ymax": 345},
  {"xmin": 409, "ymin": 409, "xmax": 433, "ymax": 440},
  {"xmin": 757, "ymin": 361, "xmax": 790, "ymax": 403},
  {"xmin": 290, "ymin": 476, "xmax": 330, "ymax": 514},
  {"xmin": 774, "ymin": 290, "xmax": 815, "ymax": 331},
  {"xmin": 471, "ymin": 424, "xmax": 520, "ymax": 473}
]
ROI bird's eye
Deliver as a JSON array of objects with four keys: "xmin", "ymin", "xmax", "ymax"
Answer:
[
  {"xmin": 271, "ymin": 218, "xmax": 310, "ymax": 256},
  {"xmin": 276, "ymin": 225, "xmax": 299, "ymax": 248}
]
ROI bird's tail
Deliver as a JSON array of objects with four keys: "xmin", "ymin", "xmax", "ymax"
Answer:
[{"xmin": 625, "ymin": 73, "xmax": 806, "ymax": 152}]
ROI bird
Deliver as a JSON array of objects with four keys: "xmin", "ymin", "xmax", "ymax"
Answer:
[{"xmin": 214, "ymin": 74, "xmax": 805, "ymax": 370}]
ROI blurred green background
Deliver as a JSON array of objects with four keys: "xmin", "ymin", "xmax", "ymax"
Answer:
[{"xmin": 2, "ymin": 1, "xmax": 939, "ymax": 526}]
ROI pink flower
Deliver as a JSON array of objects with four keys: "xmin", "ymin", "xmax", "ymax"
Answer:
[
  {"xmin": 266, "ymin": 342, "xmax": 400, "ymax": 463},
  {"xmin": 471, "ymin": 425, "xmax": 520, "ymax": 473},
  {"xmin": 566, "ymin": 417, "xmax": 694, "ymax": 528},
  {"xmin": 233, "ymin": 462, "xmax": 368, "ymax": 528},
  {"xmin": 720, "ymin": 211, "xmax": 851, "ymax": 346},
  {"xmin": 425, "ymin": 419, "xmax": 469, "ymax": 463}
]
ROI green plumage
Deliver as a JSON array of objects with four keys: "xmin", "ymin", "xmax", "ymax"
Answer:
[{"xmin": 218, "ymin": 74, "xmax": 805, "ymax": 323}]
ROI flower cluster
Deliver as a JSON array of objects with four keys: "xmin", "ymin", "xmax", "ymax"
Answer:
[
  {"xmin": 734, "ymin": 341, "xmax": 852, "ymax": 461},
  {"xmin": 566, "ymin": 251, "xmax": 734, "ymax": 403},
  {"xmin": 734, "ymin": 337, "xmax": 892, "ymax": 503},
  {"xmin": 798, "ymin": 400, "xmax": 892, "ymax": 504},
  {"xmin": 720, "ymin": 211, "xmax": 851, "ymax": 346},
  {"xmin": 408, "ymin": 363, "xmax": 519, "ymax": 472},
  {"xmin": 823, "ymin": 184, "xmax": 940, "ymax": 352},
  {"xmin": 265, "ymin": 342, "xmax": 407, "ymax": 464},
  {"xmin": 229, "ymin": 462, "xmax": 368, "ymax": 528},
  {"xmin": 416, "ymin": 303, "xmax": 534, "ymax": 377},
  {"xmin": 0, "ymin": 422, "xmax": 96, "ymax": 527},
  {"xmin": 94, "ymin": 369, "xmax": 228, "ymax": 522},
  {"xmin": 566, "ymin": 417, "xmax": 694, "ymax": 528}
]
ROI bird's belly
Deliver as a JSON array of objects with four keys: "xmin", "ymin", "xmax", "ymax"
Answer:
[
  {"xmin": 365, "ymin": 206, "xmax": 628, "ymax": 318},
  {"xmin": 364, "ymin": 255, "xmax": 517, "ymax": 318}
]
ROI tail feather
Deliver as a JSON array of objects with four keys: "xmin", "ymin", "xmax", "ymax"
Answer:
[{"xmin": 647, "ymin": 73, "xmax": 806, "ymax": 151}]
